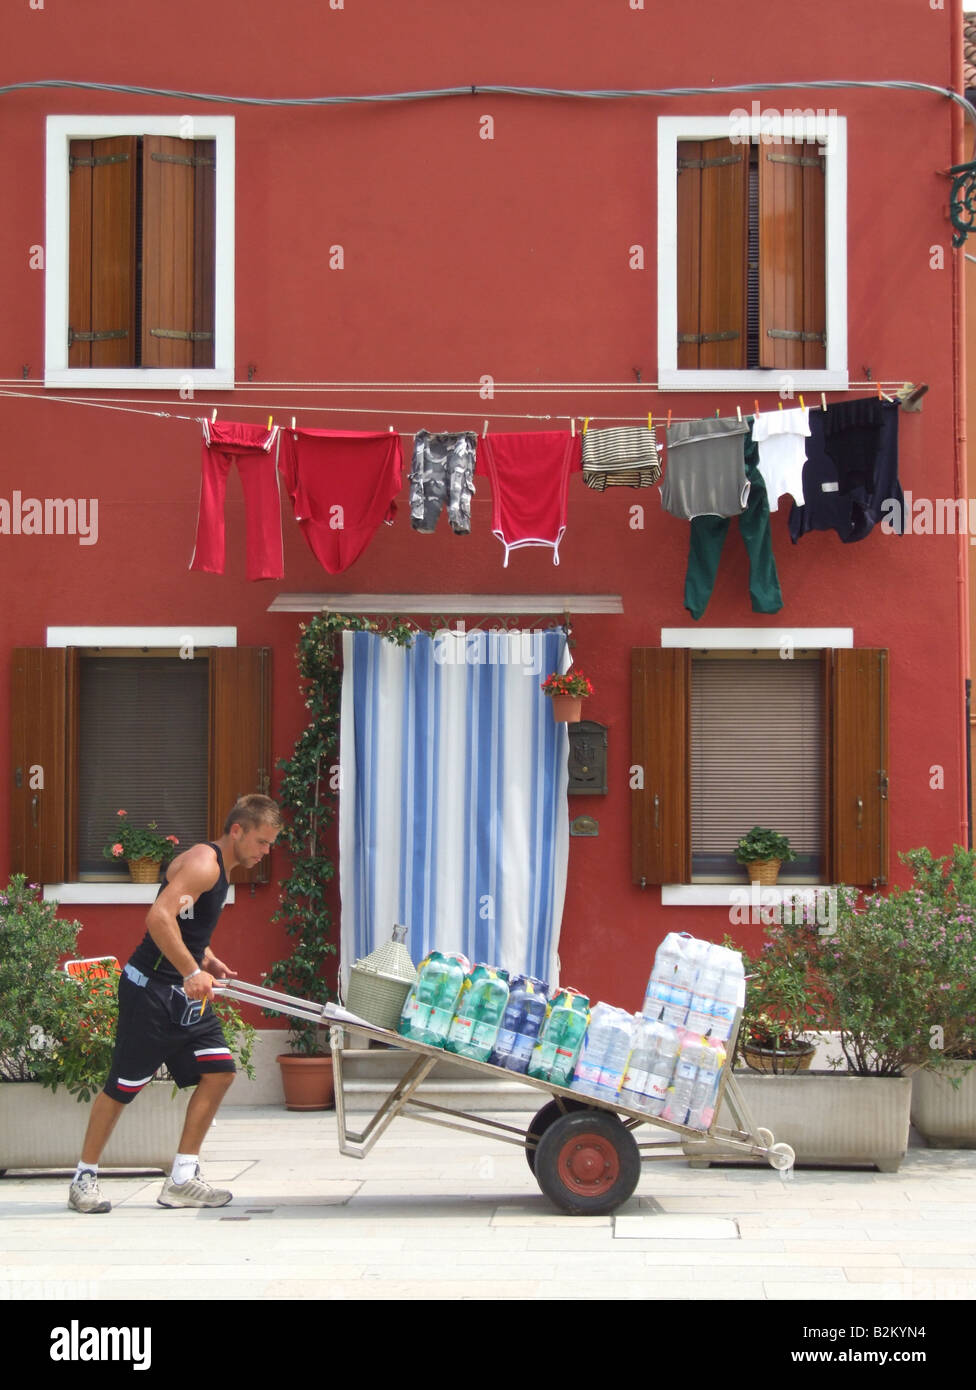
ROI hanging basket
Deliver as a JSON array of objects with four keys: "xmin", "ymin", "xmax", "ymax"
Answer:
[
  {"xmin": 744, "ymin": 858, "xmax": 781, "ymax": 886},
  {"xmin": 128, "ymin": 858, "xmax": 162, "ymax": 884},
  {"xmin": 550, "ymin": 694, "xmax": 583, "ymax": 723}
]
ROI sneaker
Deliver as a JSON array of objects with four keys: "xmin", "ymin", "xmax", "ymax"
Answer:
[
  {"xmin": 68, "ymin": 1170, "xmax": 111, "ymax": 1214},
  {"xmin": 157, "ymin": 1166, "xmax": 232, "ymax": 1209}
]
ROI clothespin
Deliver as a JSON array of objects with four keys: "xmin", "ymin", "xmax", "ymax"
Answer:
[
  {"xmin": 876, "ymin": 380, "xmax": 883, "ymax": 401},
  {"xmin": 389, "ymin": 424, "xmax": 395, "ymax": 433},
  {"xmin": 754, "ymin": 400, "xmax": 760, "ymax": 417},
  {"xmin": 821, "ymin": 392, "xmax": 827, "ymax": 411},
  {"xmin": 714, "ymin": 408, "xmax": 720, "ymax": 419},
  {"xmin": 647, "ymin": 412, "xmax": 653, "ymax": 430},
  {"xmin": 666, "ymin": 409, "xmax": 672, "ymax": 428},
  {"xmin": 778, "ymin": 401, "xmax": 784, "ymax": 411},
  {"xmin": 211, "ymin": 408, "xmax": 218, "ymax": 424},
  {"xmin": 736, "ymin": 405, "xmax": 742, "ymax": 423},
  {"xmin": 583, "ymin": 417, "xmax": 589, "ymax": 434},
  {"xmin": 291, "ymin": 417, "xmax": 296, "ymax": 430},
  {"xmin": 267, "ymin": 415, "xmax": 274, "ymax": 430},
  {"xmin": 799, "ymin": 396, "xmax": 805, "ymax": 410},
  {"xmin": 571, "ymin": 417, "xmax": 576, "ymax": 437},
  {"xmin": 482, "ymin": 420, "xmax": 489, "ymax": 438}
]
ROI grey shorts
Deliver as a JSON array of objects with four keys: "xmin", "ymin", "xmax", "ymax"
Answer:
[{"xmin": 410, "ymin": 431, "xmax": 476, "ymax": 534}]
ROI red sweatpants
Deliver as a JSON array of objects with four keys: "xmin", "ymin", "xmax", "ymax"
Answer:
[{"xmin": 190, "ymin": 421, "xmax": 284, "ymax": 581}]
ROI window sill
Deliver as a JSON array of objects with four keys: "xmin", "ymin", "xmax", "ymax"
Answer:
[
  {"xmin": 44, "ymin": 368, "xmax": 234, "ymax": 390},
  {"xmin": 658, "ymin": 369, "xmax": 849, "ymax": 393},
  {"xmin": 44, "ymin": 884, "xmax": 236, "ymax": 906},
  {"xmin": 661, "ymin": 884, "xmax": 828, "ymax": 908}
]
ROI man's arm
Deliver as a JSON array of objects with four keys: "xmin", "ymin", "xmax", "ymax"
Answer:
[{"xmin": 145, "ymin": 846, "xmax": 220, "ymax": 1001}]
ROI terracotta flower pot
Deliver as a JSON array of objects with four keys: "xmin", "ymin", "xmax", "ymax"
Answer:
[
  {"xmin": 550, "ymin": 694, "xmax": 583, "ymax": 723},
  {"xmin": 276, "ymin": 1053, "xmax": 335, "ymax": 1111}
]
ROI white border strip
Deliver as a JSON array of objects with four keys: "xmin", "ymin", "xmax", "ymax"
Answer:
[
  {"xmin": 661, "ymin": 627, "xmax": 853, "ymax": 648},
  {"xmin": 45, "ymin": 883, "xmax": 236, "ymax": 906},
  {"xmin": 47, "ymin": 625, "xmax": 237, "ymax": 647}
]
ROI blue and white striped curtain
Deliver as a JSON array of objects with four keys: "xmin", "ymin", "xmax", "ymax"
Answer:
[{"xmin": 339, "ymin": 627, "xmax": 570, "ymax": 992}]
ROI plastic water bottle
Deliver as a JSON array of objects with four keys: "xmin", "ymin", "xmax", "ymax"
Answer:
[
  {"xmin": 572, "ymin": 1003, "xmax": 616, "ymax": 1097},
  {"xmin": 398, "ymin": 950, "xmax": 470, "ymax": 1045},
  {"xmin": 642, "ymin": 933, "xmax": 683, "ymax": 1021},
  {"xmin": 662, "ymin": 1029, "xmax": 708, "ymax": 1126},
  {"xmin": 622, "ymin": 1017, "xmax": 675, "ymax": 1112},
  {"xmin": 446, "ymin": 965, "xmax": 510, "ymax": 1060},
  {"xmin": 710, "ymin": 949, "xmax": 746, "ymax": 1041},
  {"xmin": 489, "ymin": 976, "xmax": 548, "ymax": 1073},
  {"xmin": 596, "ymin": 1008, "xmax": 635, "ymax": 1099},
  {"xmin": 685, "ymin": 944, "xmax": 725, "ymax": 1035},
  {"xmin": 685, "ymin": 1038, "xmax": 728, "ymax": 1132},
  {"xmin": 528, "ymin": 989, "xmax": 590, "ymax": 1085}
]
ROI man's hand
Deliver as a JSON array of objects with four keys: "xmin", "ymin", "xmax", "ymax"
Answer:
[
  {"xmin": 183, "ymin": 969, "xmax": 216, "ymax": 1003},
  {"xmin": 202, "ymin": 948, "xmax": 236, "ymax": 982}
]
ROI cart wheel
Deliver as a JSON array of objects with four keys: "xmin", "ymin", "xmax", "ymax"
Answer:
[
  {"xmin": 767, "ymin": 1141, "xmax": 795, "ymax": 1172},
  {"xmin": 534, "ymin": 1110, "xmax": 641, "ymax": 1215},
  {"xmin": 524, "ymin": 1098, "xmax": 589, "ymax": 1173},
  {"xmin": 757, "ymin": 1127, "xmax": 775, "ymax": 1149}
]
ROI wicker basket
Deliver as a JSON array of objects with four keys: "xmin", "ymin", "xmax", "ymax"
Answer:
[
  {"xmin": 744, "ymin": 858, "xmax": 781, "ymax": 886},
  {"xmin": 128, "ymin": 857, "xmax": 162, "ymax": 884},
  {"xmin": 344, "ymin": 926, "xmax": 417, "ymax": 1031}
]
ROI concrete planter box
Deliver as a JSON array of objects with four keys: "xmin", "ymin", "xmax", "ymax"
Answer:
[
  {"xmin": 0, "ymin": 1082, "xmax": 189, "ymax": 1172},
  {"xmin": 683, "ymin": 1071, "xmax": 913, "ymax": 1172},
  {"xmin": 911, "ymin": 1063, "xmax": 976, "ymax": 1148}
]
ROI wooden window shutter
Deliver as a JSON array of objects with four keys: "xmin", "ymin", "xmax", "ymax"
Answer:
[
  {"xmin": 141, "ymin": 136, "xmax": 215, "ymax": 368},
  {"xmin": 632, "ymin": 648, "xmax": 690, "ymax": 885},
  {"xmin": 10, "ymin": 648, "xmax": 77, "ymax": 882},
  {"xmin": 676, "ymin": 139, "xmax": 748, "ymax": 370},
  {"xmin": 68, "ymin": 136, "xmax": 137, "ymax": 368},
  {"xmin": 209, "ymin": 648, "xmax": 273, "ymax": 885},
  {"xmin": 758, "ymin": 140, "xmax": 826, "ymax": 370},
  {"xmin": 829, "ymin": 649, "xmax": 889, "ymax": 886}
]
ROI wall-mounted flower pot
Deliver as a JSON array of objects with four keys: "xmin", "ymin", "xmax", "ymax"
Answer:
[{"xmin": 550, "ymin": 695, "xmax": 583, "ymax": 723}]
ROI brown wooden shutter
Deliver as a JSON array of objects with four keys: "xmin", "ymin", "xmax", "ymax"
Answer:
[
  {"xmin": 632, "ymin": 648, "xmax": 690, "ymax": 885},
  {"xmin": 209, "ymin": 648, "xmax": 273, "ymax": 885},
  {"xmin": 829, "ymin": 648, "xmax": 888, "ymax": 886},
  {"xmin": 10, "ymin": 648, "xmax": 77, "ymax": 882},
  {"xmin": 192, "ymin": 140, "xmax": 217, "ymax": 369},
  {"xmin": 68, "ymin": 137, "xmax": 137, "ymax": 368},
  {"xmin": 758, "ymin": 140, "xmax": 826, "ymax": 370},
  {"xmin": 141, "ymin": 136, "xmax": 215, "ymax": 368},
  {"xmin": 676, "ymin": 139, "xmax": 748, "ymax": 370}
]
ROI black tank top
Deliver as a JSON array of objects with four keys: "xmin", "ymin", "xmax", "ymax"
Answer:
[{"xmin": 128, "ymin": 843, "xmax": 229, "ymax": 983}]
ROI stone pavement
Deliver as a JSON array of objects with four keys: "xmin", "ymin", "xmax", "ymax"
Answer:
[{"xmin": 2, "ymin": 1106, "xmax": 976, "ymax": 1303}]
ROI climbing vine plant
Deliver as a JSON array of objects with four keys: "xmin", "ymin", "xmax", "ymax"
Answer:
[{"xmin": 263, "ymin": 613, "xmax": 414, "ymax": 1054}]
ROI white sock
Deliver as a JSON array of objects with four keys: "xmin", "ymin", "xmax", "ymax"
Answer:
[
  {"xmin": 171, "ymin": 1153, "xmax": 199, "ymax": 1185},
  {"xmin": 73, "ymin": 1162, "xmax": 97, "ymax": 1182}
]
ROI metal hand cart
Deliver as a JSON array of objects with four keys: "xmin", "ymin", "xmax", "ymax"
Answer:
[{"xmin": 216, "ymin": 979, "xmax": 795, "ymax": 1216}]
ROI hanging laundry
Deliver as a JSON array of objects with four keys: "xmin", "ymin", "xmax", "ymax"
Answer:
[
  {"xmin": 279, "ymin": 428, "xmax": 403, "ymax": 574},
  {"xmin": 190, "ymin": 419, "xmax": 284, "ymax": 581},
  {"xmin": 751, "ymin": 406, "xmax": 810, "ymax": 512},
  {"xmin": 823, "ymin": 398, "xmax": 884, "ymax": 493},
  {"xmin": 410, "ymin": 430, "xmax": 476, "ymax": 534},
  {"xmin": 581, "ymin": 425, "xmax": 661, "ymax": 491},
  {"xmin": 789, "ymin": 400, "xmax": 902, "ymax": 544},
  {"xmin": 476, "ymin": 431, "xmax": 582, "ymax": 566},
  {"xmin": 684, "ymin": 436, "xmax": 783, "ymax": 620},
  {"xmin": 661, "ymin": 417, "xmax": 751, "ymax": 519}
]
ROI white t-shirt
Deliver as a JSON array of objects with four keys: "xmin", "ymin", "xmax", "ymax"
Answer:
[{"xmin": 751, "ymin": 407, "xmax": 811, "ymax": 512}]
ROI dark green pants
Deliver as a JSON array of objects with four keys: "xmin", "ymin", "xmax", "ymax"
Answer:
[{"xmin": 684, "ymin": 440, "xmax": 783, "ymax": 621}]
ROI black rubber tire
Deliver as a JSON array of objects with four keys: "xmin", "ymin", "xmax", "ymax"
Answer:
[
  {"xmin": 534, "ymin": 1109, "xmax": 641, "ymax": 1215},
  {"xmin": 524, "ymin": 1097, "xmax": 589, "ymax": 1173}
]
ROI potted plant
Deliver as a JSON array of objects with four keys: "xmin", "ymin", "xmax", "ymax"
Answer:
[
  {"xmin": 733, "ymin": 825, "xmax": 796, "ymax": 886},
  {"xmin": 733, "ymin": 920, "xmax": 823, "ymax": 1074},
  {"xmin": 0, "ymin": 874, "xmax": 254, "ymax": 1169},
  {"xmin": 540, "ymin": 669, "xmax": 594, "ymax": 723},
  {"xmin": 103, "ymin": 810, "xmax": 180, "ymax": 883}
]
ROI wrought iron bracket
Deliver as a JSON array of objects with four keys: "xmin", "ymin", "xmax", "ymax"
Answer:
[{"xmin": 948, "ymin": 161, "xmax": 976, "ymax": 246}]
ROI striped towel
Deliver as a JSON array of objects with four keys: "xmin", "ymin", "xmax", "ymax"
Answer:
[{"xmin": 581, "ymin": 425, "xmax": 661, "ymax": 491}]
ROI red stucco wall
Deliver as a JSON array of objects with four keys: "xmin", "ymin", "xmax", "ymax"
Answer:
[{"xmin": 0, "ymin": 0, "xmax": 967, "ymax": 1014}]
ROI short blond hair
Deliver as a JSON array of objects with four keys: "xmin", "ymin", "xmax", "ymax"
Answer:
[{"xmin": 223, "ymin": 794, "xmax": 283, "ymax": 834}]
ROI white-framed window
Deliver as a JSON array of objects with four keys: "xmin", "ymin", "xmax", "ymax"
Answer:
[
  {"xmin": 44, "ymin": 116, "xmax": 235, "ymax": 389},
  {"xmin": 657, "ymin": 114, "xmax": 847, "ymax": 392}
]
